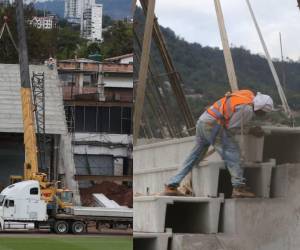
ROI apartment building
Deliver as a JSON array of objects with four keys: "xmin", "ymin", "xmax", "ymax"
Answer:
[{"xmin": 57, "ymin": 55, "xmax": 133, "ymax": 187}]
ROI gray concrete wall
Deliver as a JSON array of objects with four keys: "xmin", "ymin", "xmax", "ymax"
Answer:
[{"xmin": 0, "ymin": 64, "xmax": 67, "ymax": 134}]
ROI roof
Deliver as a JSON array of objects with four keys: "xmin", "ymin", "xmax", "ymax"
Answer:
[
  {"xmin": 58, "ymin": 58, "xmax": 99, "ymax": 64},
  {"xmin": 0, "ymin": 64, "xmax": 67, "ymax": 134},
  {"xmin": 104, "ymin": 54, "xmax": 133, "ymax": 62}
]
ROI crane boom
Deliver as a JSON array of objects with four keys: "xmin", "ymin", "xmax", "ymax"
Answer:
[
  {"xmin": 15, "ymin": 0, "xmax": 39, "ymax": 180},
  {"xmin": 14, "ymin": 0, "xmax": 73, "ymax": 209}
]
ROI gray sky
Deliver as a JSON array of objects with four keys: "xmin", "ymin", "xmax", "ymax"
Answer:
[{"xmin": 152, "ymin": 0, "xmax": 300, "ymax": 61}]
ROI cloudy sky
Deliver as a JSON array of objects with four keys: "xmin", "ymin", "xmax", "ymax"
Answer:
[{"xmin": 152, "ymin": 0, "xmax": 300, "ymax": 61}]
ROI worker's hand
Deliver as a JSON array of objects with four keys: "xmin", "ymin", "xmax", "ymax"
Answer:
[{"xmin": 248, "ymin": 126, "xmax": 264, "ymax": 137}]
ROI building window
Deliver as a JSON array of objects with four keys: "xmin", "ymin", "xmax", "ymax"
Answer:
[
  {"xmin": 75, "ymin": 106, "xmax": 85, "ymax": 132},
  {"xmin": 97, "ymin": 106, "xmax": 110, "ymax": 133},
  {"xmin": 70, "ymin": 106, "xmax": 132, "ymax": 134},
  {"xmin": 122, "ymin": 107, "xmax": 132, "ymax": 134},
  {"xmin": 58, "ymin": 73, "xmax": 75, "ymax": 86},
  {"xmin": 83, "ymin": 73, "xmax": 98, "ymax": 87},
  {"xmin": 85, "ymin": 106, "xmax": 97, "ymax": 132},
  {"xmin": 110, "ymin": 107, "xmax": 121, "ymax": 134}
]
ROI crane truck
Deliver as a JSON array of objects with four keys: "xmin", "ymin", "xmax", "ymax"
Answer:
[{"xmin": 0, "ymin": 0, "xmax": 133, "ymax": 234}]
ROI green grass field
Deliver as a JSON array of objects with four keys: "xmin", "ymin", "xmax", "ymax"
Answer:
[{"xmin": 0, "ymin": 237, "xmax": 132, "ymax": 250}]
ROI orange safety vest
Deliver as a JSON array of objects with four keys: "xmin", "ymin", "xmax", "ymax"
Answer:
[{"xmin": 206, "ymin": 90, "xmax": 255, "ymax": 127}]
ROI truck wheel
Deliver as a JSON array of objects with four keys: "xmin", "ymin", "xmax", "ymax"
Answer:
[
  {"xmin": 54, "ymin": 220, "xmax": 69, "ymax": 234},
  {"xmin": 71, "ymin": 221, "xmax": 86, "ymax": 234}
]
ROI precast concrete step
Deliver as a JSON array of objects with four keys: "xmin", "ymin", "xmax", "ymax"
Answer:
[
  {"xmin": 133, "ymin": 232, "xmax": 172, "ymax": 250},
  {"xmin": 134, "ymin": 196, "xmax": 223, "ymax": 234},
  {"xmin": 193, "ymin": 160, "xmax": 275, "ymax": 198},
  {"xmin": 170, "ymin": 234, "xmax": 226, "ymax": 250},
  {"xmin": 220, "ymin": 198, "xmax": 287, "ymax": 234},
  {"xmin": 134, "ymin": 127, "xmax": 300, "ymax": 195}
]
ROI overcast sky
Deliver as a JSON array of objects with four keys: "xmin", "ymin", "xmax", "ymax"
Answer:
[{"xmin": 151, "ymin": 0, "xmax": 300, "ymax": 61}]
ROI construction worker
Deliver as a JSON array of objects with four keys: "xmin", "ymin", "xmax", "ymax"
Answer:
[{"xmin": 164, "ymin": 90, "xmax": 274, "ymax": 198}]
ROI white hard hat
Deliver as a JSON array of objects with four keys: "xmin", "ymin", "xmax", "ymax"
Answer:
[{"xmin": 253, "ymin": 92, "xmax": 274, "ymax": 112}]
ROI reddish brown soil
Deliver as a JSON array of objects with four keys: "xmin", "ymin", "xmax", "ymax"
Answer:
[{"xmin": 80, "ymin": 181, "xmax": 133, "ymax": 208}]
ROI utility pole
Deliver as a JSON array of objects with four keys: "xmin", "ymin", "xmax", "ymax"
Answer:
[
  {"xmin": 214, "ymin": 0, "xmax": 239, "ymax": 91},
  {"xmin": 133, "ymin": 0, "xmax": 156, "ymax": 145}
]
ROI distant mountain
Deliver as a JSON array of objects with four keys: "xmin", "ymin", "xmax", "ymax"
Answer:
[
  {"xmin": 34, "ymin": 0, "xmax": 131, "ymax": 19},
  {"xmin": 134, "ymin": 8, "xmax": 300, "ymax": 123},
  {"xmin": 97, "ymin": 0, "xmax": 131, "ymax": 19}
]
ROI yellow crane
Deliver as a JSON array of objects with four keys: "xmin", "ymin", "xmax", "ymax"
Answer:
[{"xmin": 11, "ymin": 0, "xmax": 73, "ymax": 211}]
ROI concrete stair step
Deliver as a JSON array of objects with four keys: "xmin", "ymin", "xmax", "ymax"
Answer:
[
  {"xmin": 133, "ymin": 232, "xmax": 172, "ymax": 250},
  {"xmin": 134, "ymin": 196, "xmax": 223, "ymax": 234}
]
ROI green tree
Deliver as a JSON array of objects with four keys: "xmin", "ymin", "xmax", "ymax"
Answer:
[
  {"xmin": 56, "ymin": 27, "xmax": 86, "ymax": 59},
  {"xmin": 101, "ymin": 20, "xmax": 133, "ymax": 58}
]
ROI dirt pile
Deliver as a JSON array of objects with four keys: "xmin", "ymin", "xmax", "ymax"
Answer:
[{"xmin": 80, "ymin": 181, "xmax": 133, "ymax": 208}]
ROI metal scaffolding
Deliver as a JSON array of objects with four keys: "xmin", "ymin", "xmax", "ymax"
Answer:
[{"xmin": 31, "ymin": 72, "xmax": 47, "ymax": 172}]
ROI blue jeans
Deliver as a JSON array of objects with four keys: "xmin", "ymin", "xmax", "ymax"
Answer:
[{"xmin": 167, "ymin": 120, "xmax": 245, "ymax": 188}]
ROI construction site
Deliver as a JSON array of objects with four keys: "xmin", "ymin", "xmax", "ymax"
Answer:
[
  {"xmin": 133, "ymin": 0, "xmax": 300, "ymax": 250},
  {"xmin": 0, "ymin": 0, "xmax": 133, "ymax": 240}
]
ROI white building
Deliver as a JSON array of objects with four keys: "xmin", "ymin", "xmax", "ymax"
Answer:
[
  {"xmin": 64, "ymin": 0, "xmax": 82, "ymax": 24},
  {"xmin": 29, "ymin": 16, "xmax": 57, "ymax": 30},
  {"xmin": 0, "ymin": 0, "xmax": 9, "ymax": 7},
  {"xmin": 82, "ymin": 4, "xmax": 103, "ymax": 41}
]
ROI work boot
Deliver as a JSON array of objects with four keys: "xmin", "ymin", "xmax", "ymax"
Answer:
[
  {"xmin": 232, "ymin": 185, "xmax": 256, "ymax": 198},
  {"xmin": 160, "ymin": 185, "xmax": 185, "ymax": 196}
]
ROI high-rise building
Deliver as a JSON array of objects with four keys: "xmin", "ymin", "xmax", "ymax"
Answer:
[
  {"xmin": 0, "ymin": 0, "xmax": 10, "ymax": 7},
  {"xmin": 64, "ymin": 0, "xmax": 102, "ymax": 41},
  {"xmin": 64, "ymin": 0, "xmax": 82, "ymax": 24},
  {"xmin": 81, "ymin": 4, "xmax": 103, "ymax": 41}
]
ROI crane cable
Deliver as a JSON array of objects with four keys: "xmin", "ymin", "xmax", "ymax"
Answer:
[{"xmin": 0, "ymin": 16, "xmax": 19, "ymax": 53}]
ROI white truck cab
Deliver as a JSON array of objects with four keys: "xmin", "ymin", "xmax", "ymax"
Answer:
[{"xmin": 0, "ymin": 180, "xmax": 47, "ymax": 229}]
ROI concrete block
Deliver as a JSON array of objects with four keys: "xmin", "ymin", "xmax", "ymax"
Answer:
[
  {"xmin": 72, "ymin": 206, "xmax": 133, "ymax": 217},
  {"xmin": 243, "ymin": 161, "xmax": 275, "ymax": 198},
  {"xmin": 235, "ymin": 134, "xmax": 264, "ymax": 162},
  {"xmin": 218, "ymin": 160, "xmax": 276, "ymax": 198},
  {"xmin": 270, "ymin": 164, "xmax": 289, "ymax": 198},
  {"xmin": 171, "ymin": 234, "xmax": 226, "ymax": 250},
  {"xmin": 220, "ymin": 198, "xmax": 287, "ymax": 235},
  {"xmin": 192, "ymin": 161, "xmax": 222, "ymax": 197},
  {"xmin": 193, "ymin": 160, "xmax": 274, "ymax": 198},
  {"xmin": 134, "ymin": 137, "xmax": 194, "ymax": 173},
  {"xmin": 134, "ymin": 196, "xmax": 223, "ymax": 233},
  {"xmin": 134, "ymin": 166, "xmax": 178, "ymax": 195},
  {"xmin": 262, "ymin": 126, "xmax": 300, "ymax": 164},
  {"xmin": 134, "ymin": 232, "xmax": 171, "ymax": 250},
  {"xmin": 92, "ymin": 193, "xmax": 121, "ymax": 208}
]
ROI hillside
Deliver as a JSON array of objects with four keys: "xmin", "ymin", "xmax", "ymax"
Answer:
[
  {"xmin": 35, "ymin": 0, "xmax": 131, "ymax": 19},
  {"xmin": 134, "ymin": 9, "xmax": 300, "ymax": 120}
]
